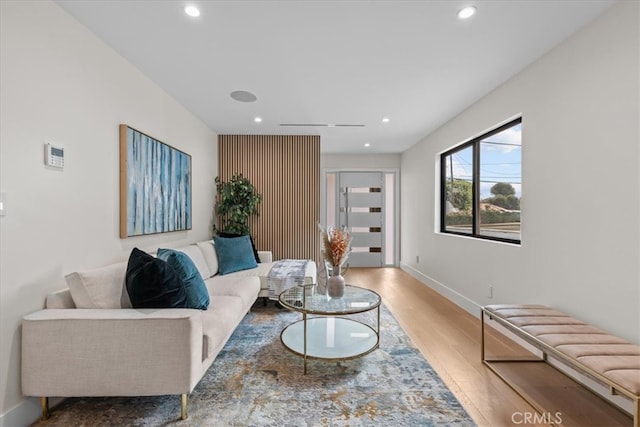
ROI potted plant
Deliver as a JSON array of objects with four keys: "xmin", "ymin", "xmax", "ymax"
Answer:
[{"xmin": 213, "ymin": 173, "xmax": 262, "ymax": 235}]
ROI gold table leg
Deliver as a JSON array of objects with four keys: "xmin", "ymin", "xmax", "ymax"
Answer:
[{"xmin": 303, "ymin": 312, "xmax": 308, "ymax": 374}]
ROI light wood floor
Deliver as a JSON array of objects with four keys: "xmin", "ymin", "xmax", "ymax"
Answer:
[{"xmin": 346, "ymin": 267, "xmax": 633, "ymax": 427}]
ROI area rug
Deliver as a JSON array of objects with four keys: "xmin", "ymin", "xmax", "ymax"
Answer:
[{"xmin": 33, "ymin": 303, "xmax": 475, "ymax": 426}]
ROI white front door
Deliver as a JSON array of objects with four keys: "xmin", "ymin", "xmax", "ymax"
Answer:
[{"xmin": 338, "ymin": 172, "xmax": 384, "ymax": 267}]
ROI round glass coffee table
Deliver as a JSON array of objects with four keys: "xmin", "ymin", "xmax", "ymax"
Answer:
[{"xmin": 278, "ymin": 284, "xmax": 381, "ymax": 373}]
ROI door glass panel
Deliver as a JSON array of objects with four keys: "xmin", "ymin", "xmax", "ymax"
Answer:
[{"xmin": 384, "ymin": 173, "xmax": 395, "ymax": 265}]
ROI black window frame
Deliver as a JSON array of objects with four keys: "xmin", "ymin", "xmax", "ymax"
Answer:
[{"xmin": 440, "ymin": 117, "xmax": 522, "ymax": 244}]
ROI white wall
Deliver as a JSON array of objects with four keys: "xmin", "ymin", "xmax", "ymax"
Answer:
[
  {"xmin": 401, "ymin": 1, "xmax": 639, "ymax": 343},
  {"xmin": 0, "ymin": 1, "xmax": 218, "ymax": 423},
  {"xmin": 322, "ymin": 153, "xmax": 401, "ymax": 170}
]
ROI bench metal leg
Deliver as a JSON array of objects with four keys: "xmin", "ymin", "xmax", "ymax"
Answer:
[
  {"xmin": 481, "ymin": 308, "xmax": 543, "ymax": 364},
  {"xmin": 480, "ymin": 310, "xmax": 485, "ymax": 361},
  {"xmin": 481, "ymin": 308, "xmax": 559, "ymax": 426}
]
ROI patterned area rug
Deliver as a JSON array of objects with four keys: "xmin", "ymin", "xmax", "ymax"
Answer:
[{"xmin": 33, "ymin": 302, "xmax": 475, "ymax": 426}]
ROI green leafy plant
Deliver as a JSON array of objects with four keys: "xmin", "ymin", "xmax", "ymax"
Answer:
[{"xmin": 213, "ymin": 173, "xmax": 262, "ymax": 235}]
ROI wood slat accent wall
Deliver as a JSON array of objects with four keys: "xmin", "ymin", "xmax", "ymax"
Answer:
[{"xmin": 218, "ymin": 135, "xmax": 320, "ymax": 262}]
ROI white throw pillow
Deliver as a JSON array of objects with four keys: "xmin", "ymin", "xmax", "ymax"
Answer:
[
  {"xmin": 65, "ymin": 261, "xmax": 127, "ymax": 309},
  {"xmin": 196, "ymin": 240, "xmax": 219, "ymax": 277}
]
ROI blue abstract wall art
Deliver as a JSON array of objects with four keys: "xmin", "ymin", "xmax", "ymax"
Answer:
[{"xmin": 119, "ymin": 125, "xmax": 192, "ymax": 237}]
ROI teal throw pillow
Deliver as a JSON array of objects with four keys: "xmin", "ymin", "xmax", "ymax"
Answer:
[
  {"xmin": 125, "ymin": 248, "xmax": 187, "ymax": 309},
  {"xmin": 157, "ymin": 248, "xmax": 210, "ymax": 310},
  {"xmin": 218, "ymin": 232, "xmax": 261, "ymax": 263},
  {"xmin": 213, "ymin": 235, "xmax": 258, "ymax": 275}
]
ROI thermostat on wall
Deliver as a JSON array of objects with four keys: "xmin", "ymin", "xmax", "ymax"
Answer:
[{"xmin": 44, "ymin": 142, "xmax": 64, "ymax": 169}]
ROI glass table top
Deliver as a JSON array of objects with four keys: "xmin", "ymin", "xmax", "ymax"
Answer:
[
  {"xmin": 278, "ymin": 284, "xmax": 381, "ymax": 315},
  {"xmin": 281, "ymin": 317, "xmax": 379, "ymax": 360}
]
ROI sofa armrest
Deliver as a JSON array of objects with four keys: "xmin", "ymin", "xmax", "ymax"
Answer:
[
  {"xmin": 258, "ymin": 251, "xmax": 273, "ymax": 263},
  {"xmin": 22, "ymin": 308, "xmax": 204, "ymax": 397}
]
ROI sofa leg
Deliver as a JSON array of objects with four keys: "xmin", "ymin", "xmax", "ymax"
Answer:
[
  {"xmin": 181, "ymin": 394, "xmax": 188, "ymax": 420},
  {"xmin": 40, "ymin": 396, "xmax": 50, "ymax": 421}
]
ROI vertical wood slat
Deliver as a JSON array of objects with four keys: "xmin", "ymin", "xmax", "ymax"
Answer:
[{"xmin": 218, "ymin": 135, "xmax": 320, "ymax": 262}]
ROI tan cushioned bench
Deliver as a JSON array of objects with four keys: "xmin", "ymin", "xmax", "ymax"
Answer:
[{"xmin": 482, "ymin": 304, "xmax": 640, "ymax": 427}]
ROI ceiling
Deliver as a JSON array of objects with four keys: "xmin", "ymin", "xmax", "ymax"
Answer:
[{"xmin": 55, "ymin": 0, "xmax": 613, "ymax": 154}]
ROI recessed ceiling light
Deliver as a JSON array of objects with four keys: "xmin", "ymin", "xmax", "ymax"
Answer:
[
  {"xmin": 382, "ymin": 117, "xmax": 390, "ymax": 123},
  {"xmin": 184, "ymin": 5, "xmax": 200, "ymax": 17},
  {"xmin": 230, "ymin": 91, "xmax": 257, "ymax": 102},
  {"xmin": 457, "ymin": 6, "xmax": 477, "ymax": 19},
  {"xmin": 254, "ymin": 117, "xmax": 262, "ymax": 123},
  {"xmin": 364, "ymin": 143, "xmax": 371, "ymax": 147}
]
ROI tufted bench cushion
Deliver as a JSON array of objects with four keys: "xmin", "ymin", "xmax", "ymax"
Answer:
[{"xmin": 482, "ymin": 304, "xmax": 640, "ymax": 426}]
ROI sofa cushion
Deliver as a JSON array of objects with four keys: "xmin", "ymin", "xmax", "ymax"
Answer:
[
  {"xmin": 213, "ymin": 235, "xmax": 258, "ymax": 275},
  {"xmin": 173, "ymin": 244, "xmax": 211, "ymax": 279},
  {"xmin": 205, "ymin": 275, "xmax": 260, "ymax": 309},
  {"xmin": 219, "ymin": 262, "xmax": 274, "ymax": 280},
  {"xmin": 125, "ymin": 248, "xmax": 187, "ymax": 309},
  {"xmin": 196, "ymin": 240, "xmax": 219, "ymax": 277},
  {"xmin": 157, "ymin": 248, "xmax": 210, "ymax": 310},
  {"xmin": 45, "ymin": 289, "xmax": 77, "ymax": 309},
  {"xmin": 201, "ymin": 296, "xmax": 244, "ymax": 360},
  {"xmin": 65, "ymin": 261, "xmax": 127, "ymax": 309}
]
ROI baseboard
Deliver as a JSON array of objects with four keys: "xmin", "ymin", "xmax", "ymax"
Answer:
[
  {"xmin": 0, "ymin": 396, "xmax": 63, "ymax": 427},
  {"xmin": 399, "ymin": 262, "xmax": 482, "ymax": 318}
]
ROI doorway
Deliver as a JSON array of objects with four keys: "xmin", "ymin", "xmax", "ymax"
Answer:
[{"xmin": 323, "ymin": 170, "xmax": 397, "ymax": 267}]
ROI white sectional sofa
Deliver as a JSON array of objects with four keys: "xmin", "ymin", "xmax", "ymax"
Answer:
[{"xmin": 21, "ymin": 240, "xmax": 314, "ymax": 421}]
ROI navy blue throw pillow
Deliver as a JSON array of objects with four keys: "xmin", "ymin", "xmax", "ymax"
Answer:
[
  {"xmin": 213, "ymin": 235, "xmax": 258, "ymax": 275},
  {"xmin": 218, "ymin": 232, "xmax": 261, "ymax": 263},
  {"xmin": 157, "ymin": 248, "xmax": 210, "ymax": 310},
  {"xmin": 125, "ymin": 248, "xmax": 187, "ymax": 309}
]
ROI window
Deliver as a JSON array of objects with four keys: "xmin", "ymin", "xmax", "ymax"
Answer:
[{"xmin": 441, "ymin": 117, "xmax": 522, "ymax": 243}]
